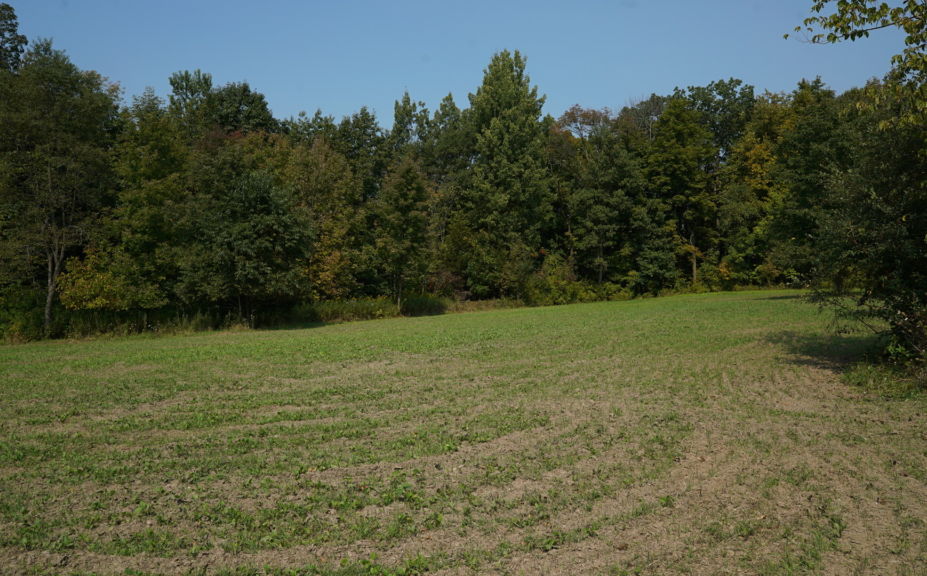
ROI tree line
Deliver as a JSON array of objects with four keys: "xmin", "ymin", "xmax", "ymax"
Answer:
[{"xmin": 0, "ymin": 3, "xmax": 924, "ymax": 360}]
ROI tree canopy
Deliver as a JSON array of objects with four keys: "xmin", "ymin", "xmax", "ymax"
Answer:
[{"xmin": 0, "ymin": 1, "xmax": 924, "ymax": 368}]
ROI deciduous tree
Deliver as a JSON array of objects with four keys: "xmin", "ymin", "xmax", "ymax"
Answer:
[
  {"xmin": 790, "ymin": 0, "xmax": 926, "ymax": 123},
  {"xmin": 0, "ymin": 41, "xmax": 119, "ymax": 332},
  {"xmin": 374, "ymin": 155, "xmax": 430, "ymax": 307},
  {"xmin": 647, "ymin": 98, "xmax": 716, "ymax": 285}
]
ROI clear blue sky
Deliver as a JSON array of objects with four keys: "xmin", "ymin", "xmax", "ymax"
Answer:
[{"xmin": 14, "ymin": 0, "xmax": 906, "ymax": 124}]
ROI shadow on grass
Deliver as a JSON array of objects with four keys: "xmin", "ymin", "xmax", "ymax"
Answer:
[
  {"xmin": 765, "ymin": 330, "xmax": 881, "ymax": 371},
  {"xmin": 259, "ymin": 320, "xmax": 329, "ymax": 332},
  {"xmin": 769, "ymin": 331, "xmax": 927, "ymax": 398},
  {"xmin": 757, "ymin": 294, "xmax": 804, "ymax": 301}
]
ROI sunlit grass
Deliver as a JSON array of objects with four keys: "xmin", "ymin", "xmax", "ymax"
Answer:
[{"xmin": 1, "ymin": 291, "xmax": 924, "ymax": 575}]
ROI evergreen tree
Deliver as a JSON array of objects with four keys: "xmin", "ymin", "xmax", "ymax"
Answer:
[
  {"xmin": 460, "ymin": 50, "xmax": 551, "ymax": 297},
  {"xmin": 0, "ymin": 2, "xmax": 26, "ymax": 72},
  {"xmin": 389, "ymin": 91, "xmax": 430, "ymax": 156}
]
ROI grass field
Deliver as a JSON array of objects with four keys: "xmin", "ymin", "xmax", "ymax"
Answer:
[{"xmin": 1, "ymin": 290, "xmax": 925, "ymax": 575}]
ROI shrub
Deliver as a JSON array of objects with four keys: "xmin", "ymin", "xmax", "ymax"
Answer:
[
  {"xmin": 400, "ymin": 295, "xmax": 448, "ymax": 317},
  {"xmin": 306, "ymin": 298, "xmax": 400, "ymax": 323},
  {"xmin": 0, "ymin": 288, "xmax": 46, "ymax": 342},
  {"xmin": 523, "ymin": 254, "xmax": 590, "ymax": 306}
]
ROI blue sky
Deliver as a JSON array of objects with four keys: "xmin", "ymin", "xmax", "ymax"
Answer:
[{"xmin": 15, "ymin": 0, "xmax": 906, "ymax": 124}]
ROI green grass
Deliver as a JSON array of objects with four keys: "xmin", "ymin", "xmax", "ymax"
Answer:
[{"xmin": 1, "ymin": 290, "xmax": 925, "ymax": 575}]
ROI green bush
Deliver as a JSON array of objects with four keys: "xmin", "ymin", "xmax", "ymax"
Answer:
[
  {"xmin": 303, "ymin": 298, "xmax": 401, "ymax": 323},
  {"xmin": 0, "ymin": 288, "xmax": 45, "ymax": 342},
  {"xmin": 523, "ymin": 255, "xmax": 589, "ymax": 306},
  {"xmin": 63, "ymin": 308, "xmax": 226, "ymax": 338},
  {"xmin": 400, "ymin": 295, "xmax": 448, "ymax": 316},
  {"xmin": 587, "ymin": 282, "xmax": 632, "ymax": 302}
]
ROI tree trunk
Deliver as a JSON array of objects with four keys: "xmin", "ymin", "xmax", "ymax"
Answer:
[
  {"xmin": 691, "ymin": 251, "xmax": 698, "ymax": 285},
  {"xmin": 44, "ymin": 254, "xmax": 55, "ymax": 333},
  {"xmin": 44, "ymin": 240, "xmax": 64, "ymax": 335},
  {"xmin": 689, "ymin": 233, "xmax": 698, "ymax": 285},
  {"xmin": 566, "ymin": 219, "xmax": 575, "ymax": 263}
]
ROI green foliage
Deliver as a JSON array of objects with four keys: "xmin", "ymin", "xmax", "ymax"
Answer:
[
  {"xmin": 524, "ymin": 254, "xmax": 588, "ymax": 306},
  {"xmin": 809, "ymin": 82, "xmax": 927, "ymax": 358},
  {"xmin": 790, "ymin": 1, "xmax": 927, "ymax": 362},
  {"xmin": 335, "ymin": 106, "xmax": 388, "ymax": 203},
  {"xmin": 459, "ymin": 50, "xmax": 551, "ymax": 297},
  {"xmin": 399, "ymin": 294, "xmax": 448, "ymax": 316},
  {"xmin": 766, "ymin": 79, "xmax": 850, "ymax": 281},
  {"xmin": 174, "ymin": 169, "xmax": 310, "ymax": 315},
  {"xmin": 626, "ymin": 238, "xmax": 679, "ymax": 296},
  {"xmin": 117, "ymin": 89, "xmax": 188, "ymax": 185},
  {"xmin": 210, "ymin": 81, "xmax": 277, "ymax": 134},
  {"xmin": 0, "ymin": 39, "xmax": 119, "ymax": 333},
  {"xmin": 647, "ymin": 97, "xmax": 717, "ymax": 284},
  {"xmin": 0, "ymin": 286, "xmax": 43, "ymax": 341},
  {"xmin": 0, "ymin": 28, "xmax": 920, "ymax": 352},
  {"xmin": 168, "ymin": 69, "xmax": 214, "ymax": 137},
  {"xmin": 168, "ymin": 70, "xmax": 276, "ymax": 137},
  {"xmin": 791, "ymin": 0, "xmax": 926, "ymax": 124},
  {"xmin": 58, "ymin": 247, "xmax": 167, "ymax": 311},
  {"xmin": 0, "ymin": 2, "xmax": 26, "ymax": 72},
  {"xmin": 297, "ymin": 298, "xmax": 400, "ymax": 323},
  {"xmin": 554, "ymin": 107, "xmax": 648, "ymax": 285},
  {"xmin": 676, "ymin": 78, "xmax": 755, "ymax": 160},
  {"xmin": 374, "ymin": 155, "xmax": 430, "ymax": 307},
  {"xmin": 285, "ymin": 137, "xmax": 360, "ymax": 301},
  {"xmin": 389, "ymin": 91, "xmax": 430, "ymax": 155},
  {"xmin": 714, "ymin": 99, "xmax": 787, "ymax": 286}
]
